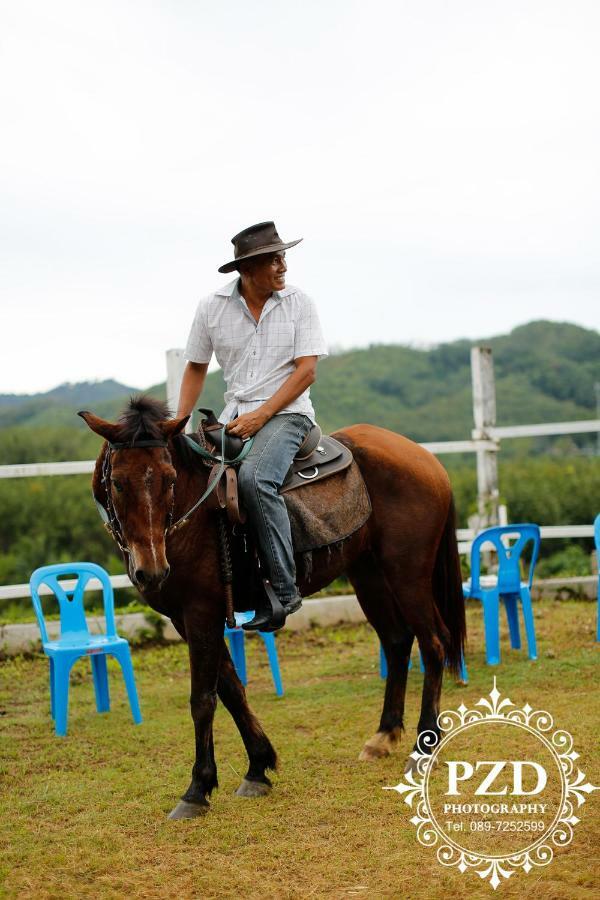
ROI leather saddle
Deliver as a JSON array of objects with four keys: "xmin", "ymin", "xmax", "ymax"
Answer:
[{"xmin": 198, "ymin": 408, "xmax": 353, "ymax": 495}]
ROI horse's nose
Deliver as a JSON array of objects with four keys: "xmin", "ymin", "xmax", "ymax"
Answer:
[
  {"xmin": 135, "ymin": 568, "xmax": 150, "ymax": 587},
  {"xmin": 135, "ymin": 567, "xmax": 170, "ymax": 588}
]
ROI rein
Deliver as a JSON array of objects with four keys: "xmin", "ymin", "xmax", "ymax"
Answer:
[
  {"xmin": 180, "ymin": 432, "xmax": 254, "ymax": 465},
  {"xmin": 167, "ymin": 430, "xmax": 230, "ymax": 533}
]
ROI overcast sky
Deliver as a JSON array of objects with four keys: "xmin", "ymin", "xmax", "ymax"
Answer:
[{"xmin": 2, "ymin": 1, "xmax": 598, "ymax": 394}]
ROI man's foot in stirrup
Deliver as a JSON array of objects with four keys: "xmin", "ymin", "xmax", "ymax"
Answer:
[
  {"xmin": 282, "ymin": 590, "xmax": 302, "ymax": 616},
  {"xmin": 242, "ymin": 581, "xmax": 302, "ymax": 632},
  {"xmin": 259, "ymin": 589, "xmax": 303, "ymax": 632}
]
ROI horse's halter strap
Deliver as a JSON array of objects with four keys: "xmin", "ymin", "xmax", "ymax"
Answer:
[
  {"xmin": 109, "ymin": 439, "xmax": 170, "ymax": 450},
  {"xmin": 96, "ymin": 447, "xmax": 131, "ymax": 555}
]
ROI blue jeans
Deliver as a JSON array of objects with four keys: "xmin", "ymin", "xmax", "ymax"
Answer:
[{"xmin": 237, "ymin": 413, "xmax": 313, "ymax": 603}]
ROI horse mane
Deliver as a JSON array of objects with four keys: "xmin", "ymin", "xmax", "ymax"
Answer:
[
  {"xmin": 114, "ymin": 394, "xmax": 205, "ymax": 474},
  {"xmin": 117, "ymin": 395, "xmax": 172, "ymax": 442}
]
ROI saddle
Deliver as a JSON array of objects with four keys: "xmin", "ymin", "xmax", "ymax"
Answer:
[{"xmin": 197, "ymin": 408, "xmax": 353, "ymax": 513}]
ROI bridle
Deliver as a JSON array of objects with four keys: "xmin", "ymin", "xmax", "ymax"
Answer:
[
  {"xmin": 94, "ymin": 429, "xmax": 253, "ymax": 554},
  {"xmin": 95, "ymin": 438, "xmax": 172, "ymax": 556}
]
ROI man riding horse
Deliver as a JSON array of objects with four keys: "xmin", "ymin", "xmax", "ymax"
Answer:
[
  {"xmin": 176, "ymin": 221, "xmax": 328, "ymax": 631},
  {"xmin": 80, "ymin": 248, "xmax": 464, "ymax": 814}
]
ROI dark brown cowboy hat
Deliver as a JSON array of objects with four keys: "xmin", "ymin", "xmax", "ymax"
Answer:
[{"xmin": 218, "ymin": 221, "xmax": 302, "ymax": 274}]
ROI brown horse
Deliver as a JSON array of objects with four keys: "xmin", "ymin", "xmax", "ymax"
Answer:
[{"xmin": 79, "ymin": 397, "xmax": 465, "ymax": 820}]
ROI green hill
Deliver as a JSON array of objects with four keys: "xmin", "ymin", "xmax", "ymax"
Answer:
[
  {"xmin": 2, "ymin": 321, "xmax": 598, "ymax": 446},
  {"xmin": 156, "ymin": 320, "xmax": 599, "ymax": 443},
  {"xmin": 310, "ymin": 320, "xmax": 599, "ymax": 441},
  {"xmin": 0, "ymin": 380, "xmax": 142, "ymax": 429}
]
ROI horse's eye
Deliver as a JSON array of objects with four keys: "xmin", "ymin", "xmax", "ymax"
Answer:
[{"xmin": 112, "ymin": 480, "xmax": 124, "ymax": 493}]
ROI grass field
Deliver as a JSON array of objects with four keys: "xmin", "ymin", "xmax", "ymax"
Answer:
[{"xmin": 1, "ymin": 599, "xmax": 598, "ymax": 899}]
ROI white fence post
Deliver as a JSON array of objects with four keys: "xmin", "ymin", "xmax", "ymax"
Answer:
[
  {"xmin": 471, "ymin": 346, "xmax": 500, "ymax": 529},
  {"xmin": 166, "ymin": 349, "xmax": 185, "ymax": 413},
  {"xmin": 166, "ymin": 349, "xmax": 194, "ymax": 433}
]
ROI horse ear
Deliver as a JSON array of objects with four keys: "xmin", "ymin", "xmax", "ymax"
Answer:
[
  {"xmin": 159, "ymin": 414, "xmax": 190, "ymax": 440},
  {"xmin": 78, "ymin": 410, "xmax": 121, "ymax": 442}
]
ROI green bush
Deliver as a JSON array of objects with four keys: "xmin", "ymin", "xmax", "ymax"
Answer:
[
  {"xmin": 535, "ymin": 545, "xmax": 592, "ymax": 579},
  {"xmin": 0, "ymin": 475, "xmax": 121, "ymax": 585},
  {"xmin": 445, "ymin": 457, "xmax": 599, "ymax": 532}
]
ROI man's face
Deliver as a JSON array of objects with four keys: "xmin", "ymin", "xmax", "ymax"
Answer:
[{"xmin": 241, "ymin": 251, "xmax": 287, "ymax": 293}]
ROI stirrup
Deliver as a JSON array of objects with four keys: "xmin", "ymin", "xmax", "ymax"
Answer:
[{"xmin": 241, "ymin": 580, "xmax": 287, "ymax": 632}]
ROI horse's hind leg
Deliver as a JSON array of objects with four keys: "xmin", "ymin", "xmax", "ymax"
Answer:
[
  {"xmin": 379, "ymin": 565, "xmax": 446, "ymax": 774},
  {"xmin": 217, "ymin": 640, "xmax": 278, "ymax": 797},
  {"xmin": 405, "ymin": 622, "xmax": 445, "ymax": 773},
  {"xmin": 348, "ymin": 555, "xmax": 413, "ymax": 761}
]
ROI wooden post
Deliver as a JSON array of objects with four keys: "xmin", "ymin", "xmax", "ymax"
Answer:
[
  {"xmin": 471, "ymin": 346, "xmax": 500, "ymax": 529},
  {"xmin": 166, "ymin": 349, "xmax": 194, "ymax": 433}
]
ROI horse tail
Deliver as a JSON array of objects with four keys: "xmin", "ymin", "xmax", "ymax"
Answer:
[{"xmin": 432, "ymin": 494, "xmax": 466, "ymax": 676}]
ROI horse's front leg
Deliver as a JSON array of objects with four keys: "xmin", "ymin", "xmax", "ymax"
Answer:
[
  {"xmin": 218, "ymin": 640, "xmax": 278, "ymax": 797},
  {"xmin": 169, "ymin": 613, "xmax": 223, "ymax": 820}
]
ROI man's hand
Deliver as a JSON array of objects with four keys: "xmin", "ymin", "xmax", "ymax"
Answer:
[
  {"xmin": 226, "ymin": 356, "xmax": 318, "ymax": 438},
  {"xmin": 224, "ymin": 356, "xmax": 319, "ymax": 439},
  {"xmin": 226, "ymin": 408, "xmax": 271, "ymax": 439}
]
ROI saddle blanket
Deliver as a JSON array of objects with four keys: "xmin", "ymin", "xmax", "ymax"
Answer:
[{"xmin": 284, "ymin": 460, "xmax": 371, "ymax": 554}]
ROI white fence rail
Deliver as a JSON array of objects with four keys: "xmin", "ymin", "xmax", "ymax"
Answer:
[
  {"xmin": 1, "ymin": 421, "xmax": 598, "ymax": 481},
  {"xmin": 0, "ymin": 460, "xmax": 95, "ymax": 479},
  {"xmin": 489, "ymin": 420, "xmax": 600, "ymax": 440},
  {"xmin": 0, "ymin": 525, "xmax": 594, "ymax": 603},
  {"xmin": 0, "ymin": 574, "xmax": 133, "ymax": 601},
  {"xmin": 0, "ymin": 441, "xmax": 501, "ymax": 479}
]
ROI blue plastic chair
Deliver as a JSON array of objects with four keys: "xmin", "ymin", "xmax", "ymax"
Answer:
[
  {"xmin": 379, "ymin": 644, "xmax": 468, "ymax": 682},
  {"xmin": 462, "ymin": 524, "xmax": 541, "ymax": 665},
  {"xmin": 594, "ymin": 514, "xmax": 600, "ymax": 642},
  {"xmin": 224, "ymin": 611, "xmax": 283, "ymax": 696},
  {"xmin": 29, "ymin": 562, "xmax": 142, "ymax": 736}
]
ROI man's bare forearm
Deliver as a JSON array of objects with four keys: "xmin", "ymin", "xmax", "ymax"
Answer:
[
  {"xmin": 176, "ymin": 361, "xmax": 209, "ymax": 417},
  {"xmin": 226, "ymin": 356, "xmax": 318, "ymax": 438},
  {"xmin": 260, "ymin": 357, "xmax": 317, "ymax": 418}
]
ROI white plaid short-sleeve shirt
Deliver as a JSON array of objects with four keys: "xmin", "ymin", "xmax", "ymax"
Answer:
[{"xmin": 184, "ymin": 278, "xmax": 328, "ymax": 424}]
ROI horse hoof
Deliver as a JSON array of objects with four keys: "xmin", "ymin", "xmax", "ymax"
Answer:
[
  {"xmin": 168, "ymin": 799, "xmax": 209, "ymax": 820},
  {"xmin": 235, "ymin": 778, "xmax": 272, "ymax": 798},
  {"xmin": 358, "ymin": 728, "xmax": 401, "ymax": 761},
  {"xmin": 403, "ymin": 754, "xmax": 420, "ymax": 775},
  {"xmin": 404, "ymin": 754, "xmax": 437, "ymax": 776},
  {"xmin": 358, "ymin": 744, "xmax": 388, "ymax": 761}
]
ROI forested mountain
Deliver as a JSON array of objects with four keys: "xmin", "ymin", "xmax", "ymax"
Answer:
[
  {"xmin": 0, "ymin": 380, "xmax": 139, "ymax": 428},
  {"xmin": 1, "ymin": 320, "xmax": 598, "ymax": 443},
  {"xmin": 310, "ymin": 320, "xmax": 599, "ymax": 441}
]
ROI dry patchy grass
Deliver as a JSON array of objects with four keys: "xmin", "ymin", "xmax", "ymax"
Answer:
[{"xmin": 0, "ymin": 599, "xmax": 598, "ymax": 899}]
